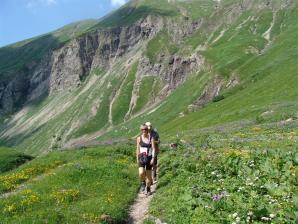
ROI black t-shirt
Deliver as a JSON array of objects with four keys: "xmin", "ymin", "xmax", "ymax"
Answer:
[{"xmin": 150, "ymin": 129, "xmax": 160, "ymax": 145}]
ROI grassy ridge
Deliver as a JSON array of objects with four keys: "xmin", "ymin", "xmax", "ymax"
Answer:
[
  {"xmin": 0, "ymin": 20, "xmax": 97, "ymax": 81},
  {"xmin": 95, "ymin": 0, "xmax": 178, "ymax": 28},
  {"xmin": 0, "ymin": 35, "xmax": 61, "ymax": 81},
  {"xmin": 147, "ymin": 125, "xmax": 298, "ymax": 223},
  {"xmin": 0, "ymin": 145, "xmax": 139, "ymax": 223}
]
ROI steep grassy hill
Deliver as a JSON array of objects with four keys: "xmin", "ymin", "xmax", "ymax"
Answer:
[
  {"xmin": 98, "ymin": 0, "xmax": 298, "ymax": 141},
  {"xmin": 1, "ymin": 0, "xmax": 297, "ymax": 156}
]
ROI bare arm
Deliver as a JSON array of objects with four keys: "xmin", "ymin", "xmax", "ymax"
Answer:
[{"xmin": 151, "ymin": 137, "xmax": 156, "ymax": 164}]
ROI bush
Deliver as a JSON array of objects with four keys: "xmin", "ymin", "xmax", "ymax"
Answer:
[
  {"xmin": 212, "ymin": 95, "xmax": 225, "ymax": 102},
  {"xmin": 256, "ymin": 115, "xmax": 265, "ymax": 124}
]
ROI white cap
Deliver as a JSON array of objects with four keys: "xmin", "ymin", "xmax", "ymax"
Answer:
[{"xmin": 145, "ymin": 121, "xmax": 152, "ymax": 127}]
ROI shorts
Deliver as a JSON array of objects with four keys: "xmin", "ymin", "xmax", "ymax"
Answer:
[{"xmin": 138, "ymin": 155, "xmax": 152, "ymax": 170}]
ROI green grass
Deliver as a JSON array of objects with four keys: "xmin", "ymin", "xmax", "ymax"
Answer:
[
  {"xmin": 95, "ymin": 0, "xmax": 178, "ymax": 28},
  {"xmin": 73, "ymin": 72, "xmax": 124, "ymax": 137},
  {"xmin": 112, "ymin": 62, "xmax": 138, "ymax": 124},
  {"xmin": 149, "ymin": 125, "xmax": 298, "ymax": 223},
  {"xmin": 145, "ymin": 30, "xmax": 178, "ymax": 63},
  {"xmin": 53, "ymin": 19, "xmax": 98, "ymax": 43},
  {"xmin": 132, "ymin": 76, "xmax": 156, "ymax": 114},
  {"xmin": 155, "ymin": 6, "xmax": 298, "ymax": 136},
  {"xmin": 179, "ymin": 0, "xmax": 216, "ymax": 20},
  {"xmin": 91, "ymin": 67, "xmax": 104, "ymax": 76},
  {"xmin": 96, "ymin": 4, "xmax": 298, "ymax": 144},
  {"xmin": 99, "ymin": 71, "xmax": 210, "ymax": 141},
  {"xmin": 0, "ymin": 35, "xmax": 61, "ymax": 82},
  {"xmin": 0, "ymin": 148, "xmax": 33, "ymax": 173},
  {"xmin": 0, "ymin": 145, "xmax": 139, "ymax": 223},
  {"xmin": 0, "ymin": 2, "xmax": 298, "ymax": 223}
]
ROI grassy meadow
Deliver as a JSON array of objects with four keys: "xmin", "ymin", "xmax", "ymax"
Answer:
[
  {"xmin": 146, "ymin": 124, "xmax": 298, "ymax": 223},
  {"xmin": 0, "ymin": 145, "xmax": 139, "ymax": 223}
]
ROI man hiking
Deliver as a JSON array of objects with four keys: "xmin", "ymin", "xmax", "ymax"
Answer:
[
  {"xmin": 145, "ymin": 121, "xmax": 160, "ymax": 182},
  {"xmin": 136, "ymin": 124, "xmax": 156, "ymax": 195}
]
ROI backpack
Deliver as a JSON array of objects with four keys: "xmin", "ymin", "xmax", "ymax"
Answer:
[
  {"xmin": 151, "ymin": 129, "xmax": 160, "ymax": 145},
  {"xmin": 150, "ymin": 129, "xmax": 160, "ymax": 155}
]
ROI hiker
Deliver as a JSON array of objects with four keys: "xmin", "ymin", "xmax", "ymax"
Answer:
[
  {"xmin": 136, "ymin": 124, "xmax": 156, "ymax": 195},
  {"xmin": 145, "ymin": 121, "xmax": 160, "ymax": 182}
]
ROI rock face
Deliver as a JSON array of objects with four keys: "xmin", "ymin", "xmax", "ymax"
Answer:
[
  {"xmin": 0, "ymin": 72, "xmax": 30, "ymax": 113},
  {"xmin": 0, "ymin": 16, "xmax": 163, "ymax": 115},
  {"xmin": 0, "ymin": 12, "xmax": 202, "ymax": 115}
]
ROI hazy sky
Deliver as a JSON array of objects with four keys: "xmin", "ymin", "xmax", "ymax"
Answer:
[{"xmin": 0, "ymin": 0, "xmax": 127, "ymax": 47}]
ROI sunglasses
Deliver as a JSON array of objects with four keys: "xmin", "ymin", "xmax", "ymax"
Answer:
[{"xmin": 141, "ymin": 129, "xmax": 148, "ymax": 131}]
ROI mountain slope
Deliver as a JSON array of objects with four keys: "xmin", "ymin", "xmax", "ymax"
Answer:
[{"xmin": 0, "ymin": 0, "xmax": 297, "ymax": 155}]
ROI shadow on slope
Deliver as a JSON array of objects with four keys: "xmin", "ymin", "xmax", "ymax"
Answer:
[{"xmin": 0, "ymin": 147, "xmax": 34, "ymax": 173}]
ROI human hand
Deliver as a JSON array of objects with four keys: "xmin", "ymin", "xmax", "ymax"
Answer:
[{"xmin": 150, "ymin": 159, "xmax": 154, "ymax": 165}]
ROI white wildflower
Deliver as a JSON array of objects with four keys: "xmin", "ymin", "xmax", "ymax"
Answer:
[
  {"xmin": 247, "ymin": 211, "xmax": 253, "ymax": 216},
  {"xmin": 232, "ymin": 213, "xmax": 238, "ymax": 218},
  {"xmin": 261, "ymin": 217, "xmax": 270, "ymax": 221},
  {"xmin": 269, "ymin": 214, "xmax": 276, "ymax": 218}
]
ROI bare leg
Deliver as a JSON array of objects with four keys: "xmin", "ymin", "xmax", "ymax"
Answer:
[
  {"xmin": 139, "ymin": 167, "xmax": 145, "ymax": 182},
  {"xmin": 153, "ymin": 164, "xmax": 157, "ymax": 179},
  {"xmin": 146, "ymin": 169, "xmax": 153, "ymax": 187},
  {"xmin": 138, "ymin": 167, "xmax": 146, "ymax": 192}
]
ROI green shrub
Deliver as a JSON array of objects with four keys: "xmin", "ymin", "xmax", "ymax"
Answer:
[{"xmin": 212, "ymin": 95, "xmax": 225, "ymax": 102}]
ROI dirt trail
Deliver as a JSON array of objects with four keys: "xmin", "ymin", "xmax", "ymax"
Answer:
[{"xmin": 127, "ymin": 182, "xmax": 157, "ymax": 224}]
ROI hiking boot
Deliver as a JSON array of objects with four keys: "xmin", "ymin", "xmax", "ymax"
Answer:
[
  {"xmin": 146, "ymin": 186, "xmax": 151, "ymax": 196},
  {"xmin": 140, "ymin": 181, "xmax": 146, "ymax": 192}
]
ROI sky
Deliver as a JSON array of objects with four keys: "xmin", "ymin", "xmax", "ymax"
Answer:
[{"xmin": 0, "ymin": 0, "xmax": 127, "ymax": 47}]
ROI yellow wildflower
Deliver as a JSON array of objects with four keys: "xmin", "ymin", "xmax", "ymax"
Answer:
[
  {"xmin": 288, "ymin": 166, "xmax": 298, "ymax": 175},
  {"xmin": 51, "ymin": 189, "xmax": 80, "ymax": 204},
  {"xmin": 251, "ymin": 127, "xmax": 262, "ymax": 132},
  {"xmin": 223, "ymin": 148, "xmax": 250, "ymax": 158},
  {"xmin": 3, "ymin": 203, "xmax": 16, "ymax": 214}
]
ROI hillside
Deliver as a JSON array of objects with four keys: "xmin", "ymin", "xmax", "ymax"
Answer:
[
  {"xmin": 0, "ymin": 0, "xmax": 297, "ymax": 223},
  {"xmin": 0, "ymin": 0, "xmax": 297, "ymax": 154}
]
